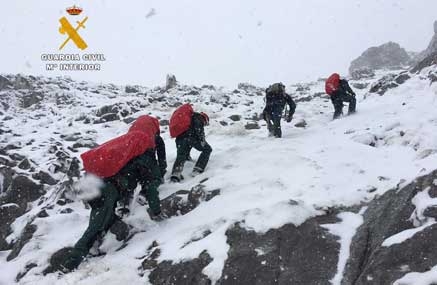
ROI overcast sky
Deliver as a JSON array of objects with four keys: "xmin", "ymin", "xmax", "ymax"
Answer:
[{"xmin": 1, "ymin": 0, "xmax": 436, "ymax": 87}]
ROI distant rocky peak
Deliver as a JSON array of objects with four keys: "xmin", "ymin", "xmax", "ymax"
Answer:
[{"xmin": 349, "ymin": 42, "xmax": 411, "ymax": 78}]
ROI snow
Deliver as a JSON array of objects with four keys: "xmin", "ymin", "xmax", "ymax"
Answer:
[
  {"xmin": 0, "ymin": 173, "xmax": 4, "ymax": 194},
  {"xmin": 0, "ymin": 71, "xmax": 437, "ymax": 284},
  {"xmin": 322, "ymin": 212, "xmax": 364, "ymax": 285},
  {"xmin": 395, "ymin": 265, "xmax": 437, "ymax": 285},
  {"xmin": 382, "ymin": 221, "xmax": 436, "ymax": 247}
]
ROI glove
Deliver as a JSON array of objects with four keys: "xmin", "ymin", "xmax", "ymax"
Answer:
[{"xmin": 286, "ymin": 115, "xmax": 293, "ymax": 123}]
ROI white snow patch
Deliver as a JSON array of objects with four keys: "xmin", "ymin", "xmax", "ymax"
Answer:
[
  {"xmin": 322, "ymin": 212, "xmax": 364, "ymax": 285},
  {"xmin": 382, "ymin": 221, "xmax": 436, "ymax": 247},
  {"xmin": 394, "ymin": 265, "xmax": 437, "ymax": 285}
]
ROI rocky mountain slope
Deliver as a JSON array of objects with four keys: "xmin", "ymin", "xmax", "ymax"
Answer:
[{"xmin": 0, "ymin": 56, "xmax": 437, "ymax": 284}]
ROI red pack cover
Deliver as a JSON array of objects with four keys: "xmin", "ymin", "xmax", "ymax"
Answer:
[
  {"xmin": 128, "ymin": 115, "xmax": 160, "ymax": 135},
  {"xmin": 81, "ymin": 130, "xmax": 155, "ymax": 178},
  {"xmin": 169, "ymin": 104, "xmax": 194, "ymax": 138},
  {"xmin": 325, "ymin": 73, "xmax": 340, "ymax": 95}
]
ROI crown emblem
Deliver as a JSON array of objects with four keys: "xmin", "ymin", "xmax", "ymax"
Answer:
[{"xmin": 66, "ymin": 5, "xmax": 83, "ymax": 16}]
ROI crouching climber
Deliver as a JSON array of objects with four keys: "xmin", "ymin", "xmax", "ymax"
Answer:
[
  {"xmin": 262, "ymin": 82, "xmax": 296, "ymax": 138},
  {"xmin": 169, "ymin": 104, "xmax": 212, "ymax": 182},
  {"xmin": 56, "ymin": 115, "xmax": 165, "ymax": 273},
  {"xmin": 325, "ymin": 73, "xmax": 356, "ymax": 119}
]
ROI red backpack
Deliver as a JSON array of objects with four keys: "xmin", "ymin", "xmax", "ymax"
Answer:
[
  {"xmin": 325, "ymin": 73, "xmax": 340, "ymax": 95},
  {"xmin": 169, "ymin": 104, "xmax": 194, "ymax": 138},
  {"xmin": 128, "ymin": 115, "xmax": 160, "ymax": 135},
  {"xmin": 81, "ymin": 130, "xmax": 155, "ymax": 178}
]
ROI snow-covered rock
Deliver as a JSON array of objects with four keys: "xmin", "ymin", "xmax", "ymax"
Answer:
[{"xmin": 349, "ymin": 42, "xmax": 412, "ymax": 76}]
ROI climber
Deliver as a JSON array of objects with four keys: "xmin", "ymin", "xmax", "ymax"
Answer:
[
  {"xmin": 169, "ymin": 104, "xmax": 212, "ymax": 182},
  {"xmin": 262, "ymin": 82, "xmax": 296, "ymax": 138},
  {"xmin": 325, "ymin": 73, "xmax": 357, "ymax": 119},
  {"xmin": 56, "ymin": 116, "xmax": 165, "ymax": 273},
  {"xmin": 128, "ymin": 115, "xmax": 167, "ymax": 182}
]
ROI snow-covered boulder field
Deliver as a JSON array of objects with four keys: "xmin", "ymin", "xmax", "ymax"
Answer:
[{"xmin": 1, "ymin": 59, "xmax": 437, "ymax": 284}]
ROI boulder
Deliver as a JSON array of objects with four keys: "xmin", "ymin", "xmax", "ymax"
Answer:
[
  {"xmin": 21, "ymin": 92, "xmax": 44, "ymax": 108},
  {"xmin": 229, "ymin": 115, "xmax": 241, "ymax": 122},
  {"xmin": 165, "ymin": 74, "xmax": 178, "ymax": 90},
  {"xmin": 343, "ymin": 169, "xmax": 437, "ymax": 284},
  {"xmin": 7, "ymin": 223, "xmax": 38, "ymax": 261},
  {"xmin": 32, "ymin": 171, "xmax": 57, "ymax": 186},
  {"xmin": 350, "ymin": 68, "xmax": 375, "ymax": 80},
  {"xmin": 125, "ymin": 85, "xmax": 139, "ymax": 93},
  {"xmin": 0, "ymin": 75, "xmax": 12, "ymax": 90},
  {"xmin": 217, "ymin": 214, "xmax": 340, "ymax": 285},
  {"xmin": 245, "ymin": 123, "xmax": 260, "ymax": 130},
  {"xmin": 149, "ymin": 251, "xmax": 212, "ymax": 285},
  {"xmin": 160, "ymin": 184, "xmax": 220, "ymax": 219}
]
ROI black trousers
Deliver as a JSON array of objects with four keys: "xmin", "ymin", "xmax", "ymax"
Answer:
[{"xmin": 331, "ymin": 91, "xmax": 356, "ymax": 119}]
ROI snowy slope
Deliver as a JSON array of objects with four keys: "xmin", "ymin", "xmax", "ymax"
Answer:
[{"xmin": 1, "ymin": 69, "xmax": 437, "ymax": 284}]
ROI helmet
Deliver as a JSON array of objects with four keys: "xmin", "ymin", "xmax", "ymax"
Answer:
[{"xmin": 200, "ymin": 112, "xmax": 209, "ymax": 126}]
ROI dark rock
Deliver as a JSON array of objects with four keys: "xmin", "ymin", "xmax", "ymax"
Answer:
[
  {"xmin": 37, "ymin": 209, "xmax": 49, "ymax": 218},
  {"xmin": 0, "ymin": 157, "xmax": 16, "ymax": 167},
  {"xmin": 219, "ymin": 121, "xmax": 228, "ymax": 126},
  {"xmin": 97, "ymin": 113, "xmax": 119, "ymax": 123},
  {"xmin": 394, "ymin": 72, "xmax": 411, "ymax": 85},
  {"xmin": 32, "ymin": 171, "xmax": 57, "ymax": 186},
  {"xmin": 343, "ymin": 169, "xmax": 437, "ymax": 284},
  {"xmin": 109, "ymin": 218, "xmax": 130, "ymax": 241},
  {"xmin": 123, "ymin": 117, "xmax": 136, "ymax": 124},
  {"xmin": 244, "ymin": 123, "xmax": 260, "ymax": 130},
  {"xmin": 369, "ymin": 73, "xmax": 399, "ymax": 95},
  {"xmin": 186, "ymin": 90, "xmax": 200, "ymax": 96},
  {"xmin": 96, "ymin": 105, "xmax": 118, "ymax": 117},
  {"xmin": 0, "ymin": 166, "xmax": 15, "ymax": 193},
  {"xmin": 349, "ymin": 42, "xmax": 411, "ymax": 74},
  {"xmin": 9, "ymin": 153, "xmax": 25, "ymax": 161},
  {"xmin": 423, "ymin": 206, "xmax": 437, "ymax": 219},
  {"xmin": 352, "ymin": 82, "xmax": 370, "ymax": 90},
  {"xmin": 21, "ymin": 92, "xmax": 44, "ymax": 108},
  {"xmin": 237, "ymin": 82, "xmax": 258, "ymax": 92},
  {"xmin": 60, "ymin": 208, "xmax": 74, "ymax": 214},
  {"xmin": 7, "ymin": 223, "xmax": 38, "ymax": 261},
  {"xmin": 218, "ymin": 214, "xmax": 340, "ymax": 285},
  {"xmin": 16, "ymin": 263, "xmax": 38, "ymax": 282},
  {"xmin": 0, "ymin": 75, "xmax": 12, "ymax": 90},
  {"xmin": 294, "ymin": 120, "xmax": 307, "ymax": 128},
  {"xmin": 229, "ymin": 115, "xmax": 241, "ymax": 122},
  {"xmin": 160, "ymin": 119, "xmax": 169, "ymax": 126},
  {"xmin": 72, "ymin": 140, "xmax": 98, "ymax": 149},
  {"xmin": 149, "ymin": 251, "xmax": 212, "ymax": 285},
  {"xmin": 411, "ymin": 50, "xmax": 437, "ymax": 73},
  {"xmin": 202, "ymin": 85, "xmax": 216, "ymax": 91},
  {"xmin": 125, "ymin": 85, "xmax": 139, "ymax": 93},
  {"xmin": 0, "ymin": 203, "xmax": 22, "ymax": 251},
  {"xmin": 62, "ymin": 133, "xmax": 81, "ymax": 142},
  {"xmin": 13, "ymin": 75, "xmax": 32, "ymax": 90},
  {"xmin": 1, "ymin": 175, "xmax": 44, "ymax": 208},
  {"xmin": 160, "ymin": 184, "xmax": 220, "ymax": 219},
  {"xmin": 350, "ymin": 68, "xmax": 376, "ymax": 80}
]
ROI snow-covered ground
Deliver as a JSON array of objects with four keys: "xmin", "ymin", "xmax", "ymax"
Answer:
[{"xmin": 1, "ymin": 69, "xmax": 437, "ymax": 284}]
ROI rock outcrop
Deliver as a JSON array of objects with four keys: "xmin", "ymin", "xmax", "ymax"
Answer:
[{"xmin": 349, "ymin": 42, "xmax": 411, "ymax": 75}]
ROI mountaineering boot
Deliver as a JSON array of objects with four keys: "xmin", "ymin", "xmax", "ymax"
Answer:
[
  {"xmin": 147, "ymin": 208, "xmax": 168, "ymax": 222},
  {"xmin": 191, "ymin": 166, "xmax": 204, "ymax": 177},
  {"xmin": 170, "ymin": 173, "xmax": 184, "ymax": 183}
]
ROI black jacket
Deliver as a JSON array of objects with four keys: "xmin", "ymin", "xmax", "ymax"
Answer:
[
  {"xmin": 264, "ymin": 91, "xmax": 296, "ymax": 118},
  {"xmin": 178, "ymin": 112, "xmax": 206, "ymax": 143},
  {"xmin": 337, "ymin": 79, "xmax": 355, "ymax": 96}
]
